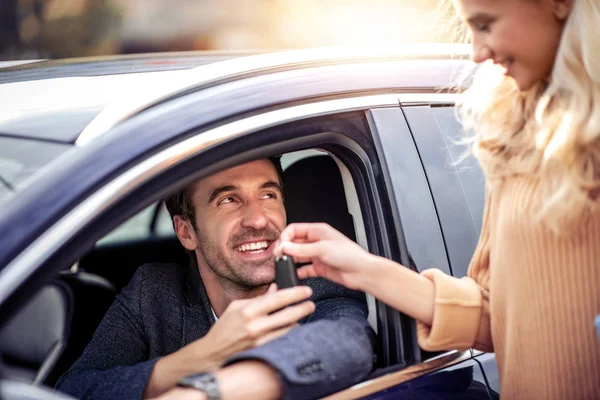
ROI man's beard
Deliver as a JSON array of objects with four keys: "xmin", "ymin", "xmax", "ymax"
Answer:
[{"xmin": 196, "ymin": 227, "xmax": 280, "ymax": 290}]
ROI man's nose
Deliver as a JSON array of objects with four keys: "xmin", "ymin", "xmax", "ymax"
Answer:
[{"xmin": 241, "ymin": 201, "xmax": 269, "ymax": 230}]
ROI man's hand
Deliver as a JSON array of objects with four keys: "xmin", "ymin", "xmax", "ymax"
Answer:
[
  {"xmin": 144, "ymin": 285, "xmax": 314, "ymax": 398},
  {"xmin": 203, "ymin": 284, "xmax": 315, "ymax": 359}
]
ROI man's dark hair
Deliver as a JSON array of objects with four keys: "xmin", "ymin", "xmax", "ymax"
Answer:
[{"xmin": 165, "ymin": 156, "xmax": 284, "ymax": 232}]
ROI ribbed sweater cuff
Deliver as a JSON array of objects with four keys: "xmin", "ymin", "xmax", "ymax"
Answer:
[{"xmin": 416, "ymin": 269, "xmax": 483, "ymax": 352}]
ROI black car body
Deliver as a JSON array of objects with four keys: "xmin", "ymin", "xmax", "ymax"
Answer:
[{"xmin": 0, "ymin": 46, "xmax": 499, "ymax": 399}]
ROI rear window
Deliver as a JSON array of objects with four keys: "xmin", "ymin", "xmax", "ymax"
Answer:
[{"xmin": 0, "ymin": 136, "xmax": 71, "ymax": 202}]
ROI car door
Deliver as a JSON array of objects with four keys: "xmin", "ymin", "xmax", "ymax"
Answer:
[
  {"xmin": 0, "ymin": 88, "xmax": 405, "ymax": 398},
  {"xmin": 316, "ymin": 96, "xmax": 496, "ymax": 399},
  {"xmin": 0, "ymin": 55, "xmax": 478, "ymax": 399},
  {"xmin": 402, "ymin": 103, "xmax": 500, "ymax": 396}
]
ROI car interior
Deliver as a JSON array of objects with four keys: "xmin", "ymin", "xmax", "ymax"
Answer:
[{"xmin": 0, "ymin": 148, "xmax": 379, "ymax": 389}]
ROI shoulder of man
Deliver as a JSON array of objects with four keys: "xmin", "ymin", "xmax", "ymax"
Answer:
[{"xmin": 122, "ymin": 262, "xmax": 190, "ymax": 309}]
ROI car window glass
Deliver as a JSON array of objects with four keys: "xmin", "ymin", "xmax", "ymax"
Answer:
[
  {"xmin": 97, "ymin": 202, "xmax": 176, "ymax": 246},
  {"xmin": 0, "ymin": 136, "xmax": 71, "ymax": 202},
  {"xmin": 431, "ymin": 107, "xmax": 485, "ymax": 236},
  {"xmin": 96, "ymin": 149, "xmax": 331, "ymax": 247},
  {"xmin": 281, "ymin": 149, "xmax": 327, "ymax": 169},
  {"xmin": 155, "ymin": 202, "xmax": 175, "ymax": 236},
  {"xmin": 0, "ymin": 182, "xmax": 11, "ymax": 201},
  {"xmin": 96, "ymin": 205, "xmax": 155, "ymax": 246}
]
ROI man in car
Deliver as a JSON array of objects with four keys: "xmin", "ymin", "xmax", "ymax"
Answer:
[{"xmin": 56, "ymin": 157, "xmax": 376, "ymax": 400}]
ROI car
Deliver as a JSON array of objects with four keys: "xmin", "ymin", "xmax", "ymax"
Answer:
[{"xmin": 0, "ymin": 46, "xmax": 500, "ymax": 399}]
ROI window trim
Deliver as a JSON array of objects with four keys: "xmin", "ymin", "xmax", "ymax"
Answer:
[{"xmin": 323, "ymin": 350, "xmax": 471, "ymax": 399}]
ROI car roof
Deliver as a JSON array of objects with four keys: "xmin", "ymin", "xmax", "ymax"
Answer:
[
  {"xmin": 0, "ymin": 51, "xmax": 252, "ymax": 143},
  {"xmin": 0, "ymin": 45, "xmax": 471, "ymax": 144},
  {"xmin": 0, "ymin": 51, "xmax": 256, "ymax": 84}
]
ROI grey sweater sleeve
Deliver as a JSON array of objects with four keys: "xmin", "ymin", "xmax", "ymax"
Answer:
[
  {"xmin": 55, "ymin": 267, "xmax": 156, "ymax": 400},
  {"xmin": 224, "ymin": 279, "xmax": 377, "ymax": 400}
]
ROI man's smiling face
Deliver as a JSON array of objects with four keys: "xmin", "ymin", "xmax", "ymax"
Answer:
[{"xmin": 190, "ymin": 159, "xmax": 286, "ymax": 289}]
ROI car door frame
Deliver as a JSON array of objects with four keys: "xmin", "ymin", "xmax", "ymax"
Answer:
[
  {"xmin": 0, "ymin": 88, "xmax": 419, "ymax": 367},
  {"xmin": 402, "ymin": 103, "xmax": 500, "ymax": 395},
  {"xmin": 0, "ymin": 57, "xmax": 478, "ymax": 397},
  {"xmin": 322, "ymin": 94, "xmax": 499, "ymax": 399},
  {"xmin": 0, "ymin": 90, "xmax": 485, "ymax": 395},
  {"xmin": 402, "ymin": 101, "xmax": 499, "ymax": 396}
]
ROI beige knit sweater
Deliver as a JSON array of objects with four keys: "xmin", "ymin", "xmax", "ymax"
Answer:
[{"xmin": 417, "ymin": 175, "xmax": 600, "ymax": 399}]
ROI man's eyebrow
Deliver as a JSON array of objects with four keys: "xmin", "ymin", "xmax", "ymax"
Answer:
[
  {"xmin": 208, "ymin": 185, "xmax": 239, "ymax": 204},
  {"xmin": 262, "ymin": 181, "xmax": 283, "ymax": 194}
]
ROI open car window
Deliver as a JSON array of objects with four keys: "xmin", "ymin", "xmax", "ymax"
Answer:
[
  {"xmin": 96, "ymin": 202, "xmax": 175, "ymax": 247},
  {"xmin": 97, "ymin": 149, "xmax": 330, "ymax": 247}
]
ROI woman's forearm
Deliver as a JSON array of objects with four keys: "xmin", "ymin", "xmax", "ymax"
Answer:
[{"xmin": 360, "ymin": 255, "xmax": 435, "ymax": 326}]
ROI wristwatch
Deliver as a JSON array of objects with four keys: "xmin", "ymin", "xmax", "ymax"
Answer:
[{"xmin": 177, "ymin": 372, "xmax": 221, "ymax": 400}]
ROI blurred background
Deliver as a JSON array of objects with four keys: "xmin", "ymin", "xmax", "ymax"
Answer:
[{"xmin": 0, "ymin": 0, "xmax": 458, "ymax": 61}]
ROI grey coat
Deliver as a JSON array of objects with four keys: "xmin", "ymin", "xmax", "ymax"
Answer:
[{"xmin": 56, "ymin": 263, "xmax": 376, "ymax": 399}]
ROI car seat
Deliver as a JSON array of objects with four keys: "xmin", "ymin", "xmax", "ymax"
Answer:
[
  {"xmin": 43, "ymin": 269, "xmax": 116, "ymax": 386},
  {"xmin": 0, "ymin": 281, "xmax": 73, "ymax": 385},
  {"xmin": 283, "ymin": 155, "xmax": 356, "ymax": 241}
]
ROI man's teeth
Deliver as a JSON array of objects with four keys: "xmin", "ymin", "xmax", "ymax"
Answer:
[{"xmin": 236, "ymin": 241, "xmax": 269, "ymax": 252}]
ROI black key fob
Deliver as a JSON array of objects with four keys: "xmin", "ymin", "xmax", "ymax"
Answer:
[{"xmin": 275, "ymin": 255, "xmax": 299, "ymax": 289}]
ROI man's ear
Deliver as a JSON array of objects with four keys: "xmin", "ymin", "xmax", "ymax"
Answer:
[
  {"xmin": 173, "ymin": 215, "xmax": 198, "ymax": 251},
  {"xmin": 552, "ymin": 0, "xmax": 574, "ymax": 21}
]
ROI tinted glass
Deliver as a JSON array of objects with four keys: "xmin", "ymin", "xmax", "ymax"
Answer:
[
  {"xmin": 431, "ymin": 107, "xmax": 485, "ymax": 236},
  {"xmin": 0, "ymin": 136, "xmax": 71, "ymax": 202},
  {"xmin": 97, "ymin": 202, "xmax": 176, "ymax": 246}
]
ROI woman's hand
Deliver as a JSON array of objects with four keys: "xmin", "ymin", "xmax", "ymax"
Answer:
[
  {"xmin": 274, "ymin": 223, "xmax": 375, "ymax": 290},
  {"xmin": 275, "ymin": 223, "xmax": 436, "ymax": 325}
]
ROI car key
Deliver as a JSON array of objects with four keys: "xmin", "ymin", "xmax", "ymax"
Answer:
[{"xmin": 274, "ymin": 255, "xmax": 299, "ymax": 289}]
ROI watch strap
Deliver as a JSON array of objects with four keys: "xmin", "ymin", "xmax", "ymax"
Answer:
[{"xmin": 177, "ymin": 372, "xmax": 221, "ymax": 400}]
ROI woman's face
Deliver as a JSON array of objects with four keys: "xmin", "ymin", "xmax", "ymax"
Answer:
[{"xmin": 455, "ymin": 0, "xmax": 572, "ymax": 90}]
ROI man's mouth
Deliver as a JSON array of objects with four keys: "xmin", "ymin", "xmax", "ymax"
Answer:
[{"xmin": 235, "ymin": 240, "xmax": 272, "ymax": 254}]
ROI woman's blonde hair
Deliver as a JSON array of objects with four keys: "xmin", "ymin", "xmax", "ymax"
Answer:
[{"xmin": 454, "ymin": 0, "xmax": 600, "ymax": 232}]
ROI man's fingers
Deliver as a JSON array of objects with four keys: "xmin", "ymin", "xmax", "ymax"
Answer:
[
  {"xmin": 250, "ymin": 300, "xmax": 315, "ymax": 337},
  {"xmin": 254, "ymin": 325, "xmax": 296, "ymax": 347},
  {"xmin": 245, "ymin": 285, "xmax": 313, "ymax": 316},
  {"xmin": 266, "ymin": 282, "xmax": 278, "ymax": 293}
]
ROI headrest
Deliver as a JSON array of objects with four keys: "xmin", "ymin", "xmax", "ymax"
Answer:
[
  {"xmin": 283, "ymin": 156, "xmax": 356, "ymax": 242},
  {"xmin": 0, "ymin": 282, "xmax": 72, "ymax": 367}
]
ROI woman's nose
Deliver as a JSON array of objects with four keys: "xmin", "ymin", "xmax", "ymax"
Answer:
[{"xmin": 472, "ymin": 42, "xmax": 493, "ymax": 64}]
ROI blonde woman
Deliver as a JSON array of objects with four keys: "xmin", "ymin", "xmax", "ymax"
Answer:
[{"xmin": 276, "ymin": 0, "xmax": 600, "ymax": 398}]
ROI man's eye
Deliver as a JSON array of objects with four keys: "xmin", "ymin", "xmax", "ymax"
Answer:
[
  {"xmin": 261, "ymin": 192, "xmax": 278, "ymax": 200},
  {"xmin": 218, "ymin": 197, "xmax": 236, "ymax": 205}
]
